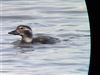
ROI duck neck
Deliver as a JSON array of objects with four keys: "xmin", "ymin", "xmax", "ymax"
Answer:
[{"xmin": 21, "ymin": 31, "xmax": 33, "ymax": 43}]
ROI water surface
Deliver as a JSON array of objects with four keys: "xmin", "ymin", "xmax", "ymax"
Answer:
[{"xmin": 0, "ymin": 0, "xmax": 90, "ymax": 75}]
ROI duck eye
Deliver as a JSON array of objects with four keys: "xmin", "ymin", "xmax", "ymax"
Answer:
[{"xmin": 20, "ymin": 27, "xmax": 24, "ymax": 29}]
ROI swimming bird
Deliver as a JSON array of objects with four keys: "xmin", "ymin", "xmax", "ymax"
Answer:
[{"xmin": 8, "ymin": 25, "xmax": 60, "ymax": 44}]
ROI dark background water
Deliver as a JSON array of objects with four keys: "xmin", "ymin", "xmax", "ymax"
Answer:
[{"xmin": 0, "ymin": 0, "xmax": 90, "ymax": 75}]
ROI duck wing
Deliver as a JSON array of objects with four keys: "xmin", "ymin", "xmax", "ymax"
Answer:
[{"xmin": 33, "ymin": 36, "xmax": 60, "ymax": 44}]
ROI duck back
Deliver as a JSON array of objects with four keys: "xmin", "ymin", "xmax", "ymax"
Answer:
[{"xmin": 33, "ymin": 36, "xmax": 60, "ymax": 44}]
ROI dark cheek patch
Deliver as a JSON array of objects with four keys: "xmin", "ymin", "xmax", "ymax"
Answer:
[{"xmin": 24, "ymin": 30, "xmax": 32, "ymax": 37}]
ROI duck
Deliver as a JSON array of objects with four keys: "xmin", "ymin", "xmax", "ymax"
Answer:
[{"xmin": 8, "ymin": 25, "xmax": 60, "ymax": 44}]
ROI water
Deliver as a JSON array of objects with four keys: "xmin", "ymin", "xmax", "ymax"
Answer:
[{"xmin": 0, "ymin": 0, "xmax": 90, "ymax": 75}]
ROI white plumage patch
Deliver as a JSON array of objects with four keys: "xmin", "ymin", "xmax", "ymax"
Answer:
[{"xmin": 24, "ymin": 37, "xmax": 33, "ymax": 43}]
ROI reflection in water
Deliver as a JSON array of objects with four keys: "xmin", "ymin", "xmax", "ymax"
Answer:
[
  {"xmin": 12, "ymin": 40, "xmax": 34, "ymax": 48},
  {"xmin": 1, "ymin": 0, "xmax": 90, "ymax": 75}
]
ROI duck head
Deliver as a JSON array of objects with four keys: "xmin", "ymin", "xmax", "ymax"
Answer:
[{"xmin": 8, "ymin": 25, "xmax": 33, "ymax": 43}]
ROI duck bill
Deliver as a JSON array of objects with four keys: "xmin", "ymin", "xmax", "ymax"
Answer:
[{"xmin": 8, "ymin": 30, "xmax": 19, "ymax": 35}]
